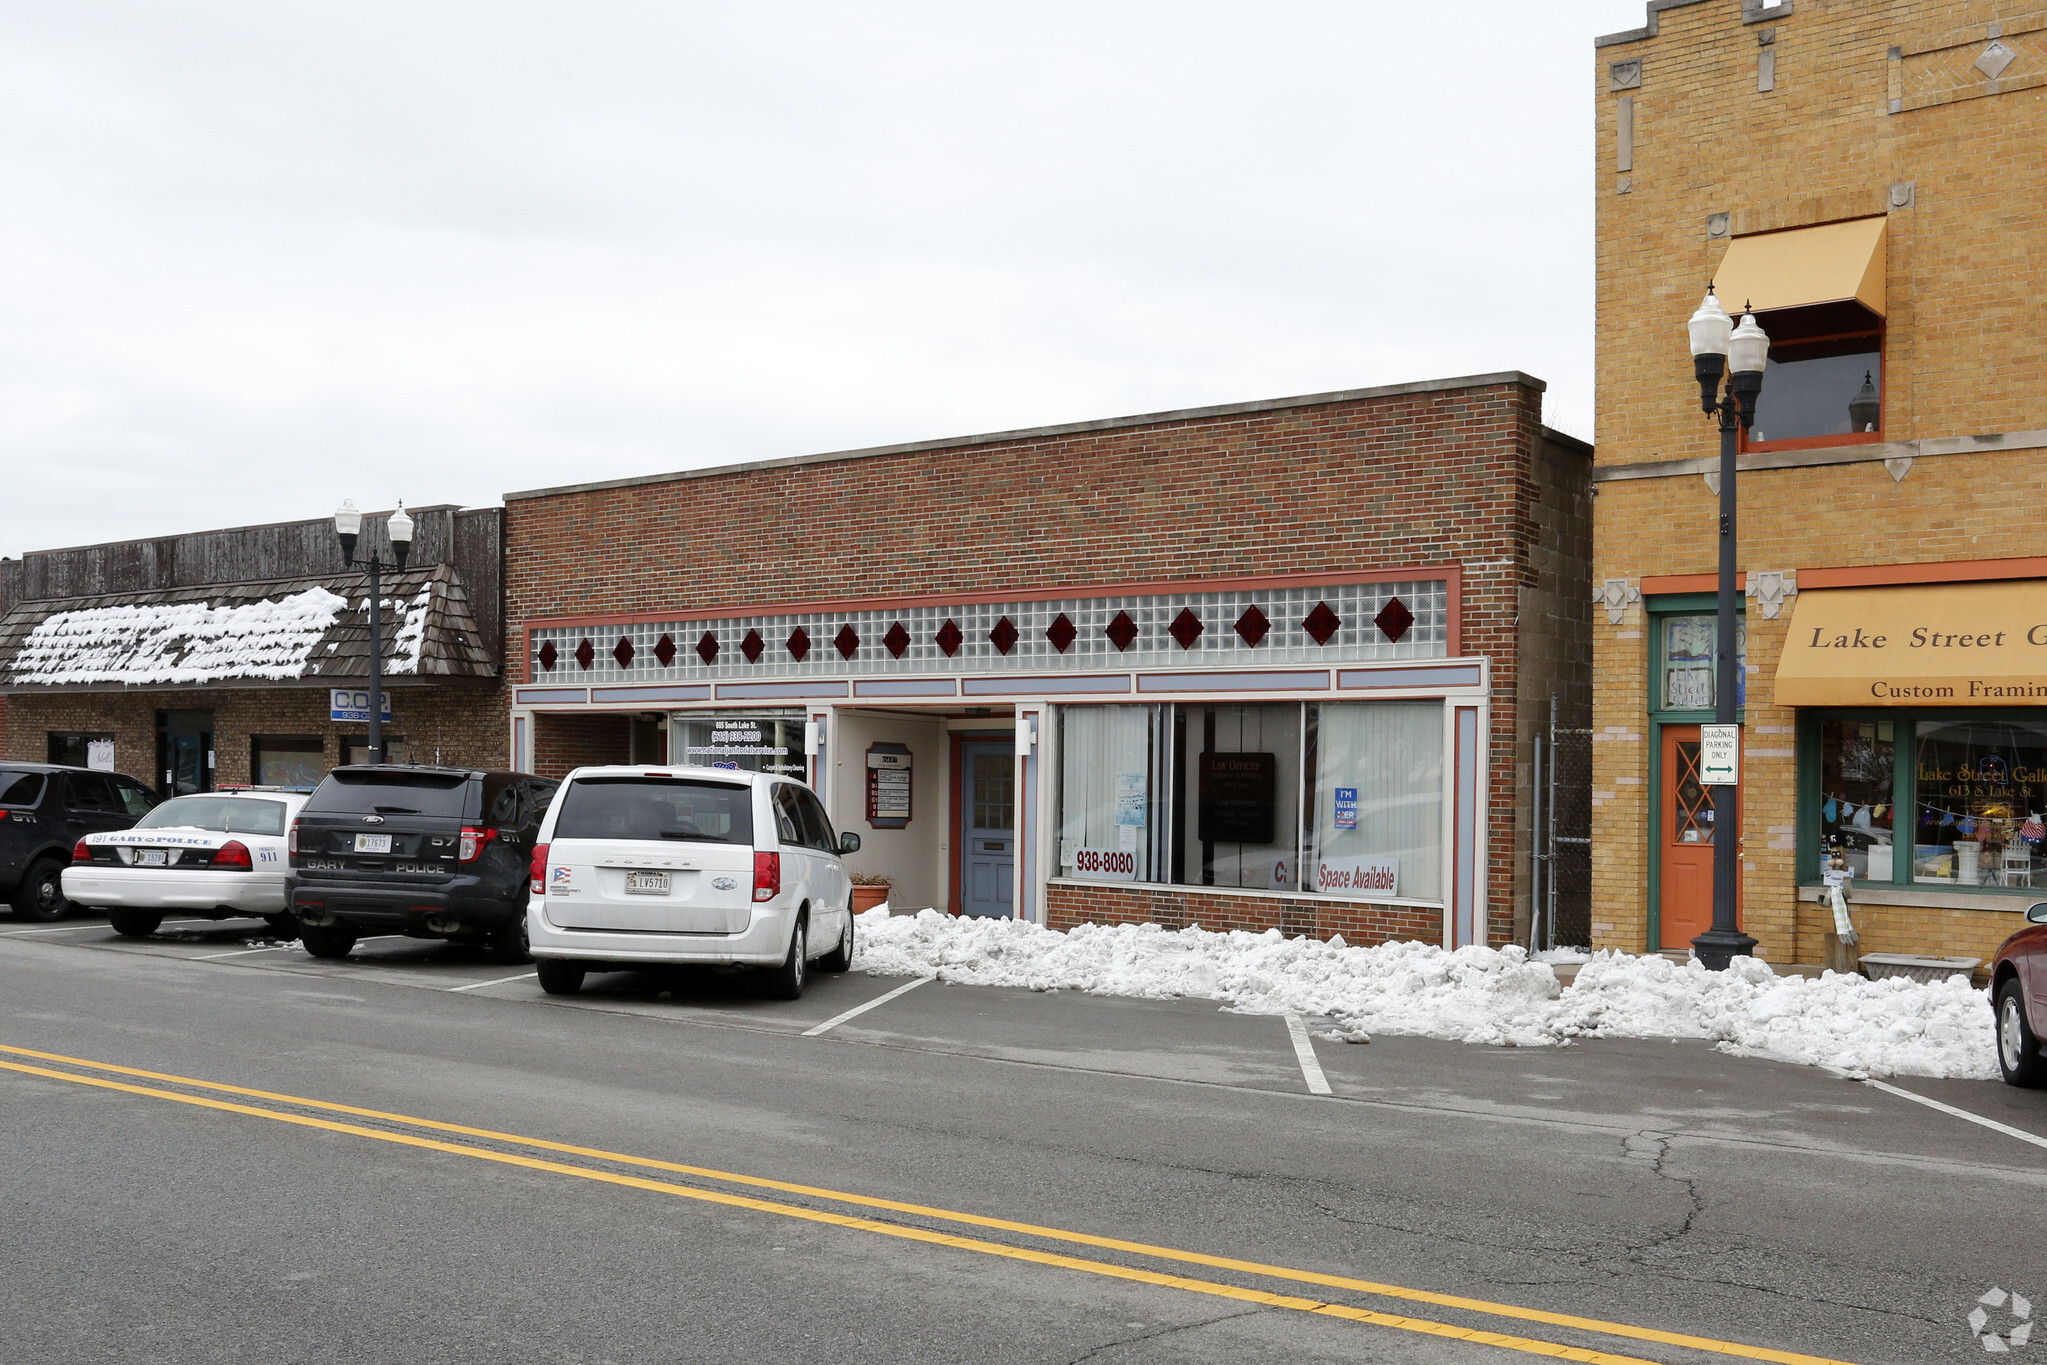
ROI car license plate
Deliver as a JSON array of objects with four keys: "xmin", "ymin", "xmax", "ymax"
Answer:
[
  {"xmin": 624, "ymin": 871, "xmax": 671, "ymax": 895},
  {"xmin": 354, "ymin": 833, "xmax": 393, "ymax": 854},
  {"xmin": 137, "ymin": 849, "xmax": 167, "ymax": 867}
]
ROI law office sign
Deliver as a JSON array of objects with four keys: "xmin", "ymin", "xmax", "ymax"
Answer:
[
  {"xmin": 329, "ymin": 688, "xmax": 393, "ymax": 723},
  {"xmin": 1700, "ymin": 724, "xmax": 1740, "ymax": 786}
]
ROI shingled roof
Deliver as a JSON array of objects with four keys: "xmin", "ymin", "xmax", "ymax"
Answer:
[{"xmin": 0, "ymin": 563, "xmax": 496, "ymax": 691}]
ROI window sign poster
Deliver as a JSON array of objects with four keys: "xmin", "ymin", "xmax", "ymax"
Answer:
[
  {"xmin": 1114, "ymin": 772, "xmax": 1146, "ymax": 827},
  {"xmin": 1073, "ymin": 846, "xmax": 1138, "ymax": 881},
  {"xmin": 1197, "ymin": 752, "xmax": 1277, "ymax": 844},
  {"xmin": 1333, "ymin": 787, "xmax": 1358, "ymax": 830},
  {"xmin": 1118, "ymin": 823, "xmax": 1139, "ymax": 852},
  {"xmin": 866, "ymin": 744, "xmax": 911, "ymax": 828},
  {"xmin": 1317, "ymin": 858, "xmax": 1399, "ymax": 896},
  {"xmin": 86, "ymin": 739, "xmax": 116, "ymax": 772}
]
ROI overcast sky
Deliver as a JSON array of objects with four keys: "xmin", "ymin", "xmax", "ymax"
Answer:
[{"xmin": 0, "ymin": 2, "xmax": 1648, "ymax": 559}]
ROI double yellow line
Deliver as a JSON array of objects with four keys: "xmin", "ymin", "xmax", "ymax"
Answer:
[{"xmin": 0, "ymin": 1042, "xmax": 1860, "ymax": 1365}]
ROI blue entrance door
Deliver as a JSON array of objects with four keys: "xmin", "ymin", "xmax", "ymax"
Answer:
[{"xmin": 960, "ymin": 741, "xmax": 1015, "ymax": 918}]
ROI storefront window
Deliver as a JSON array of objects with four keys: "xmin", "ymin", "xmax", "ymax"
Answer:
[
  {"xmin": 1817, "ymin": 719, "xmax": 1895, "ymax": 881},
  {"xmin": 47, "ymin": 731, "xmax": 115, "ymax": 771},
  {"xmin": 1179, "ymin": 703, "xmax": 1301, "ymax": 891},
  {"xmin": 1912, "ymin": 719, "xmax": 2047, "ymax": 888},
  {"xmin": 673, "ymin": 712, "xmax": 806, "ymax": 778},
  {"xmin": 1659, "ymin": 613, "xmax": 1747, "ymax": 711},
  {"xmin": 1308, "ymin": 701, "xmax": 1443, "ymax": 903},
  {"xmin": 1056, "ymin": 700, "xmax": 1443, "ymax": 902},
  {"xmin": 341, "ymin": 736, "xmax": 411, "ymax": 766},
  {"xmin": 1057, "ymin": 705, "xmax": 1161, "ymax": 884},
  {"xmin": 252, "ymin": 735, "xmax": 325, "ymax": 788}
]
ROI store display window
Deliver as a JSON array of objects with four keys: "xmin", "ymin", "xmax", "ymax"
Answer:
[
  {"xmin": 1056, "ymin": 700, "xmax": 1444, "ymax": 904},
  {"xmin": 672, "ymin": 711, "xmax": 806, "ymax": 778},
  {"xmin": 1800, "ymin": 712, "xmax": 2047, "ymax": 893},
  {"xmin": 252, "ymin": 735, "xmax": 325, "ymax": 788}
]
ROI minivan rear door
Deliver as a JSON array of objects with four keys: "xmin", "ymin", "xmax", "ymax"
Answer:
[{"xmin": 543, "ymin": 777, "xmax": 757, "ymax": 934}]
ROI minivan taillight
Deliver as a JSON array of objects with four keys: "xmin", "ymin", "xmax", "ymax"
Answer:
[
  {"xmin": 752, "ymin": 851, "xmax": 780, "ymax": 903},
  {"xmin": 287, "ymin": 820, "xmax": 298, "ymax": 855},
  {"xmin": 214, "ymin": 841, "xmax": 253, "ymax": 870},
  {"xmin": 530, "ymin": 842, "xmax": 549, "ymax": 896},
  {"xmin": 459, "ymin": 826, "xmax": 497, "ymax": 863},
  {"xmin": 72, "ymin": 838, "xmax": 92, "ymax": 864}
]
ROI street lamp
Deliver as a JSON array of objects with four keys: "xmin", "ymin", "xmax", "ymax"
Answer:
[
  {"xmin": 1686, "ymin": 288, "xmax": 1768, "ymax": 969},
  {"xmin": 334, "ymin": 499, "xmax": 413, "ymax": 765}
]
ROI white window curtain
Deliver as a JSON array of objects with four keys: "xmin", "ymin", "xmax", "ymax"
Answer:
[
  {"xmin": 1058, "ymin": 705, "xmax": 1157, "ymax": 882},
  {"xmin": 1310, "ymin": 701, "xmax": 1443, "ymax": 903}
]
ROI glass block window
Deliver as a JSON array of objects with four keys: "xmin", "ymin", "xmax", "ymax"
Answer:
[{"xmin": 531, "ymin": 579, "xmax": 1450, "ymax": 684}]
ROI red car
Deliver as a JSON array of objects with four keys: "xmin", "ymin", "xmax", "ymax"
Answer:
[{"xmin": 1991, "ymin": 905, "xmax": 2047, "ymax": 1085}]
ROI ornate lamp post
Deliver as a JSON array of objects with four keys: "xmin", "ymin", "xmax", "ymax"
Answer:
[
  {"xmin": 333, "ymin": 499, "xmax": 413, "ymax": 765},
  {"xmin": 1686, "ymin": 289, "xmax": 1769, "ymax": 969}
]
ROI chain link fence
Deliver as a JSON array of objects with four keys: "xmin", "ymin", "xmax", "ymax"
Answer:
[{"xmin": 1532, "ymin": 697, "xmax": 1592, "ymax": 950}]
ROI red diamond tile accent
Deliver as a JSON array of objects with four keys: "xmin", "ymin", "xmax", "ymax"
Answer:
[
  {"xmin": 652, "ymin": 633, "xmax": 676, "ymax": 667},
  {"xmin": 883, "ymin": 622, "xmax": 911, "ymax": 658},
  {"xmin": 1234, "ymin": 605, "xmax": 1270, "ymax": 647},
  {"xmin": 537, "ymin": 641, "xmax": 557, "ymax": 671},
  {"xmin": 613, "ymin": 637, "xmax": 635, "ymax": 668},
  {"xmin": 1168, "ymin": 608, "xmax": 1204, "ymax": 650},
  {"xmin": 573, "ymin": 638, "xmax": 595, "ymax": 670},
  {"xmin": 787, "ymin": 627, "xmax": 811, "ymax": 662},
  {"xmin": 988, "ymin": 616, "xmax": 1019, "ymax": 655},
  {"xmin": 1374, "ymin": 597, "xmax": 1414, "ymax": 643},
  {"xmin": 1105, "ymin": 611, "xmax": 1138, "ymax": 651},
  {"xmin": 1301, "ymin": 602, "xmax": 1340, "ymax": 645},
  {"xmin": 935, "ymin": 619, "xmax": 963, "ymax": 657},
  {"xmin": 695, "ymin": 632, "xmax": 719, "ymax": 665},
  {"xmin": 741, "ymin": 629, "xmax": 764, "ymax": 663},
  {"xmin": 834, "ymin": 625, "xmax": 860, "ymax": 660},
  {"xmin": 1045, "ymin": 613, "xmax": 1077, "ymax": 653}
]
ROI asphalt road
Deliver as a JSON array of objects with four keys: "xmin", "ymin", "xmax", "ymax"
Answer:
[{"xmin": 3, "ymin": 911, "xmax": 2045, "ymax": 1365}]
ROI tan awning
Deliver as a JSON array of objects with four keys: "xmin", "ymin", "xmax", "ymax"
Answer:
[
  {"xmin": 1711, "ymin": 217, "xmax": 1887, "ymax": 317},
  {"xmin": 1774, "ymin": 582, "xmax": 2047, "ymax": 706}
]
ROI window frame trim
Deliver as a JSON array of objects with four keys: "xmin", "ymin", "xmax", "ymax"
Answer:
[{"xmin": 1739, "ymin": 319, "xmax": 1886, "ymax": 454}]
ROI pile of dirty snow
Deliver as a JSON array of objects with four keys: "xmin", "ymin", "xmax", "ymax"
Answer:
[{"xmin": 850, "ymin": 908, "xmax": 1996, "ymax": 1081}]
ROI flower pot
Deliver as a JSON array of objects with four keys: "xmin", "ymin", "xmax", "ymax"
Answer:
[{"xmin": 850, "ymin": 884, "xmax": 891, "ymax": 913}]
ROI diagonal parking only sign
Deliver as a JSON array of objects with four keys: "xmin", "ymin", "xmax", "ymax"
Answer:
[{"xmin": 1700, "ymin": 724, "xmax": 1740, "ymax": 786}]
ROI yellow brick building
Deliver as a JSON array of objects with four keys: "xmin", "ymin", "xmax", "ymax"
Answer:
[{"xmin": 1591, "ymin": 0, "xmax": 2047, "ymax": 965}]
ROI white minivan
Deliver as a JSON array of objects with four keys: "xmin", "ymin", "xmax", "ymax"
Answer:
[{"xmin": 526, "ymin": 766, "xmax": 858, "ymax": 999}]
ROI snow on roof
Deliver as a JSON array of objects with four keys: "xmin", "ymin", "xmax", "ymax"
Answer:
[
  {"xmin": 0, "ymin": 565, "xmax": 495, "ymax": 690},
  {"xmin": 10, "ymin": 587, "xmax": 348, "ymax": 687}
]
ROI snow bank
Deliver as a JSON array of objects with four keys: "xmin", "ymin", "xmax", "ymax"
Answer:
[
  {"xmin": 12, "ymin": 587, "xmax": 348, "ymax": 686},
  {"xmin": 851, "ymin": 909, "xmax": 1997, "ymax": 1080}
]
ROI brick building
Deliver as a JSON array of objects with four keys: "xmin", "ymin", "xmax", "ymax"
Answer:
[
  {"xmin": 504, "ymin": 374, "xmax": 1591, "ymax": 946},
  {"xmin": 1591, "ymin": 0, "xmax": 2047, "ymax": 962},
  {"xmin": 0, "ymin": 508, "xmax": 507, "ymax": 793}
]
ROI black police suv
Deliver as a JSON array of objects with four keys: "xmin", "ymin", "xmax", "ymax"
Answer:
[
  {"xmin": 0, "ymin": 764, "xmax": 158, "ymax": 920},
  {"xmin": 286, "ymin": 766, "xmax": 557, "ymax": 961}
]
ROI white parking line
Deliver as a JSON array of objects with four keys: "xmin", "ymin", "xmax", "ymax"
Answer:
[
  {"xmin": 194, "ymin": 944, "xmax": 293, "ymax": 960},
  {"xmin": 446, "ymin": 972, "xmax": 539, "ymax": 993},
  {"xmin": 1, "ymin": 918, "xmax": 216, "ymax": 937},
  {"xmin": 802, "ymin": 975, "xmax": 935, "ymax": 1037},
  {"xmin": 1864, "ymin": 1077, "xmax": 2047, "ymax": 1153},
  {"xmin": 1284, "ymin": 1013, "xmax": 1332, "ymax": 1096}
]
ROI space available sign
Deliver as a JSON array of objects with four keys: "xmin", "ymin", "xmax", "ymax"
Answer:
[
  {"xmin": 1316, "ymin": 858, "xmax": 1399, "ymax": 896},
  {"xmin": 329, "ymin": 688, "xmax": 392, "ymax": 723}
]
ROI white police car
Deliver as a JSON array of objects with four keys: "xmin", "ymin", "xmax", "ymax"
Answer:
[{"xmin": 64, "ymin": 788, "xmax": 308, "ymax": 938}]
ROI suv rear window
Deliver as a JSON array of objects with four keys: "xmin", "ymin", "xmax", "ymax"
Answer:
[
  {"xmin": 306, "ymin": 771, "xmax": 472, "ymax": 819},
  {"xmin": 0, "ymin": 771, "xmax": 46, "ymax": 807},
  {"xmin": 139, "ymin": 796, "xmax": 288, "ymax": 837},
  {"xmin": 553, "ymin": 778, "xmax": 754, "ymax": 845}
]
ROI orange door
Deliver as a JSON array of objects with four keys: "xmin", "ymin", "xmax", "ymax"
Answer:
[{"xmin": 1660, "ymin": 725, "xmax": 1739, "ymax": 948}]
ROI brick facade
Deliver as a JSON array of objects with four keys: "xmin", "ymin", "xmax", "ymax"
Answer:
[
  {"xmin": 1, "ymin": 685, "xmax": 507, "ymax": 788},
  {"xmin": 1044, "ymin": 881, "xmax": 1444, "ymax": 943},
  {"xmin": 1591, "ymin": 0, "xmax": 2047, "ymax": 961},
  {"xmin": 506, "ymin": 376, "xmax": 1591, "ymax": 947}
]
